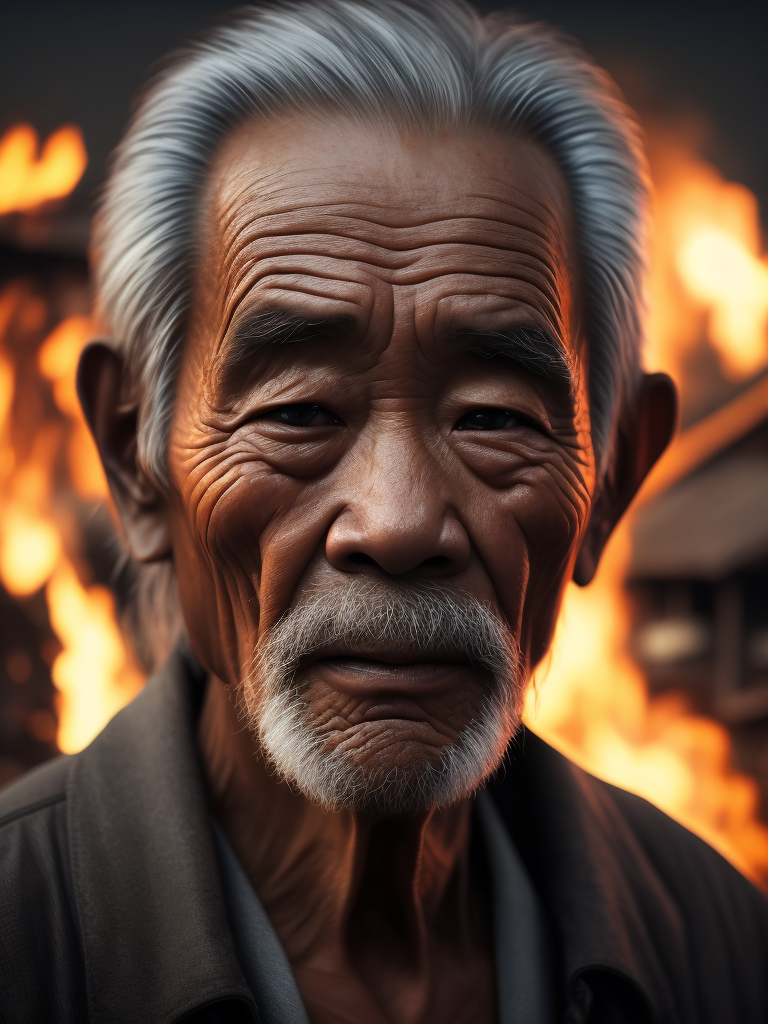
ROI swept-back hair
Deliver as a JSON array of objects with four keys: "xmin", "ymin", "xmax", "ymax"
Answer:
[
  {"xmin": 94, "ymin": 0, "xmax": 649, "ymax": 667},
  {"xmin": 95, "ymin": 0, "xmax": 648, "ymax": 485}
]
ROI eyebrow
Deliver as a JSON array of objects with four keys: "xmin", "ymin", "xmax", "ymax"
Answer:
[
  {"xmin": 213, "ymin": 307, "xmax": 577, "ymax": 403},
  {"xmin": 448, "ymin": 326, "xmax": 578, "ymax": 398},
  {"xmin": 213, "ymin": 308, "xmax": 356, "ymax": 398}
]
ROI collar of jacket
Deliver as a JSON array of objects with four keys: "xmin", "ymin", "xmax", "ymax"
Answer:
[
  {"xmin": 68, "ymin": 645, "xmax": 255, "ymax": 1024},
  {"xmin": 488, "ymin": 732, "xmax": 687, "ymax": 1023},
  {"xmin": 66, "ymin": 646, "xmax": 683, "ymax": 1024}
]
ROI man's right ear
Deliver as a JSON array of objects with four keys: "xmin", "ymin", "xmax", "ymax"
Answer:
[{"xmin": 77, "ymin": 341, "xmax": 172, "ymax": 563}]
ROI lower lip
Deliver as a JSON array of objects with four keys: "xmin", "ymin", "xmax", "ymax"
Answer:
[{"xmin": 307, "ymin": 656, "xmax": 474, "ymax": 696}]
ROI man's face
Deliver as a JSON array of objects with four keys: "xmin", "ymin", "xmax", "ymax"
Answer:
[{"xmin": 165, "ymin": 115, "xmax": 595, "ymax": 805}]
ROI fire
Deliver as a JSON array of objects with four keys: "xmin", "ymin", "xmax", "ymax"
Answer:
[
  {"xmin": 0, "ymin": 124, "xmax": 87, "ymax": 215},
  {"xmin": 525, "ymin": 524, "xmax": 768, "ymax": 883},
  {"xmin": 0, "ymin": 288, "xmax": 62, "ymax": 596},
  {"xmin": 0, "ymin": 284, "xmax": 142, "ymax": 755},
  {"xmin": 35, "ymin": 315, "xmax": 143, "ymax": 751},
  {"xmin": 47, "ymin": 560, "xmax": 143, "ymax": 754},
  {"xmin": 646, "ymin": 134, "xmax": 768, "ymax": 381},
  {"xmin": 38, "ymin": 315, "xmax": 108, "ymax": 500},
  {"xmin": 0, "ymin": 124, "xmax": 142, "ymax": 755},
  {"xmin": 526, "ymin": 139, "xmax": 768, "ymax": 886}
]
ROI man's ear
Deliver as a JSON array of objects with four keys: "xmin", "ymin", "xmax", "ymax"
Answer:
[
  {"xmin": 573, "ymin": 372, "xmax": 678, "ymax": 586},
  {"xmin": 77, "ymin": 341, "xmax": 172, "ymax": 563}
]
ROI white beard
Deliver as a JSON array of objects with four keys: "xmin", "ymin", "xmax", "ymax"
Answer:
[{"xmin": 239, "ymin": 579, "xmax": 523, "ymax": 815}]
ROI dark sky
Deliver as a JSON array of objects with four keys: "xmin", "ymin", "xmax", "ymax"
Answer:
[{"xmin": 2, "ymin": 1, "xmax": 767, "ymax": 240}]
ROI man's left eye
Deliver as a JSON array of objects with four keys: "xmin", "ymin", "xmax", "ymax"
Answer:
[
  {"xmin": 263, "ymin": 403, "xmax": 340, "ymax": 427},
  {"xmin": 453, "ymin": 408, "xmax": 525, "ymax": 431}
]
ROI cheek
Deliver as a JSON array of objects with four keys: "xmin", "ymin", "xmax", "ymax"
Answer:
[
  {"xmin": 168, "ymin": 506, "xmax": 238, "ymax": 684},
  {"xmin": 468, "ymin": 466, "xmax": 588, "ymax": 666},
  {"xmin": 172, "ymin": 453, "xmax": 340, "ymax": 678},
  {"xmin": 166, "ymin": 454, "xmax": 277, "ymax": 683},
  {"xmin": 516, "ymin": 489, "xmax": 581, "ymax": 664}
]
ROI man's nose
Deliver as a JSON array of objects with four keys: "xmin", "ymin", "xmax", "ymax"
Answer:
[{"xmin": 325, "ymin": 435, "xmax": 471, "ymax": 578}]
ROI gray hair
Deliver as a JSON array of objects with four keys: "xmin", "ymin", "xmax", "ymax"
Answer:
[{"xmin": 94, "ymin": 0, "xmax": 648, "ymax": 488}]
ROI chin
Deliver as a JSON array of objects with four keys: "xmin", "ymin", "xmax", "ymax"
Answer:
[
  {"xmin": 251, "ymin": 688, "xmax": 518, "ymax": 816},
  {"xmin": 239, "ymin": 579, "xmax": 525, "ymax": 813}
]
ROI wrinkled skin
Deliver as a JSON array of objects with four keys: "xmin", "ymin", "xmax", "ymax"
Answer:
[{"xmin": 80, "ymin": 115, "xmax": 675, "ymax": 1024}]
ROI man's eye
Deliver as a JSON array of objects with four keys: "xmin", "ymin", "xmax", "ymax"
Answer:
[
  {"xmin": 454, "ymin": 408, "xmax": 525, "ymax": 431},
  {"xmin": 264, "ymin": 403, "xmax": 339, "ymax": 427}
]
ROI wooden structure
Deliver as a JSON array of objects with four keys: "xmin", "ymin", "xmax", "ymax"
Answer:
[{"xmin": 629, "ymin": 376, "xmax": 768, "ymax": 809}]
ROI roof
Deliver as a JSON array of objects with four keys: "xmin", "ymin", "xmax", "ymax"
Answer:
[
  {"xmin": 630, "ymin": 373, "xmax": 768, "ymax": 581},
  {"xmin": 631, "ymin": 456, "xmax": 768, "ymax": 580}
]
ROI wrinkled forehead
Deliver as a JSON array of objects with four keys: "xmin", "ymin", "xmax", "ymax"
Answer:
[{"xmin": 194, "ymin": 113, "xmax": 580, "ymax": 357}]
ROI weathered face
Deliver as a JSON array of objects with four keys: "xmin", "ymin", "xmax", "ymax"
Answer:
[{"xmin": 165, "ymin": 114, "xmax": 595, "ymax": 796}]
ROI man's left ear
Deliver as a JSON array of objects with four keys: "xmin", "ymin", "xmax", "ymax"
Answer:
[
  {"xmin": 76, "ymin": 340, "xmax": 173, "ymax": 563},
  {"xmin": 573, "ymin": 372, "xmax": 678, "ymax": 586}
]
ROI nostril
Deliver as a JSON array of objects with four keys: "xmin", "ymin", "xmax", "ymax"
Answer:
[
  {"xmin": 344, "ymin": 552, "xmax": 455, "ymax": 573},
  {"xmin": 420, "ymin": 555, "xmax": 450, "ymax": 569},
  {"xmin": 348, "ymin": 552, "xmax": 378, "ymax": 568}
]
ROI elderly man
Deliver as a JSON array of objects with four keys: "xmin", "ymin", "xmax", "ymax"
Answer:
[{"xmin": 2, "ymin": 1, "xmax": 767, "ymax": 1021}]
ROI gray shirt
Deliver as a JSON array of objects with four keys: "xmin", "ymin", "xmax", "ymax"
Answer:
[{"xmin": 213, "ymin": 790, "xmax": 554, "ymax": 1024}]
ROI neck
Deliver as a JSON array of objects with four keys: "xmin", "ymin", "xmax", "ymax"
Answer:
[{"xmin": 197, "ymin": 674, "xmax": 490, "ymax": 1010}]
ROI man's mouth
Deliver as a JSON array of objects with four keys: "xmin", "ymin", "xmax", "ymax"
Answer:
[{"xmin": 303, "ymin": 646, "xmax": 476, "ymax": 697}]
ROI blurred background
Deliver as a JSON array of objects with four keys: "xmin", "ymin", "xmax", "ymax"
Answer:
[{"xmin": 2, "ymin": 0, "xmax": 768, "ymax": 883}]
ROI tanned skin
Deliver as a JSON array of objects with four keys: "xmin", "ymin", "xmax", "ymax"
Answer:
[{"xmin": 80, "ymin": 116, "xmax": 676, "ymax": 1024}]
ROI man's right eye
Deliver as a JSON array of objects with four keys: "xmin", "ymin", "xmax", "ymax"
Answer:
[
  {"xmin": 453, "ymin": 408, "xmax": 527, "ymax": 431},
  {"xmin": 262, "ymin": 403, "xmax": 340, "ymax": 427}
]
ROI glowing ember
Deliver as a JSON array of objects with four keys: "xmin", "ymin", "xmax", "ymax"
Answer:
[{"xmin": 0, "ymin": 124, "xmax": 87, "ymax": 215}]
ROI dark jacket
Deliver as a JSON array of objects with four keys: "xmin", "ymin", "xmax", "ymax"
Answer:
[{"xmin": 1, "ymin": 645, "xmax": 767, "ymax": 1024}]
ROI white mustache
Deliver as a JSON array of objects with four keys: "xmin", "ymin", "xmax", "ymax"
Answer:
[{"xmin": 254, "ymin": 578, "xmax": 519, "ymax": 688}]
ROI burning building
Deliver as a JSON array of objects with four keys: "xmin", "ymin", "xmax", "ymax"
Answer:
[
  {"xmin": 524, "ymin": 137, "xmax": 768, "ymax": 887},
  {"xmin": 630, "ymin": 377, "xmax": 768, "ymax": 828}
]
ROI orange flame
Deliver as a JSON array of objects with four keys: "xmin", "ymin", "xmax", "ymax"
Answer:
[
  {"xmin": 38, "ymin": 316, "xmax": 107, "ymax": 500},
  {"xmin": 0, "ymin": 124, "xmax": 87, "ymax": 215},
  {"xmin": 526, "ymin": 138, "xmax": 768, "ymax": 886},
  {"xmin": 0, "ymin": 282, "xmax": 142, "ymax": 754},
  {"xmin": 47, "ymin": 560, "xmax": 143, "ymax": 754},
  {"xmin": 646, "ymin": 135, "xmax": 768, "ymax": 381},
  {"xmin": 525, "ymin": 523, "xmax": 768, "ymax": 884}
]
